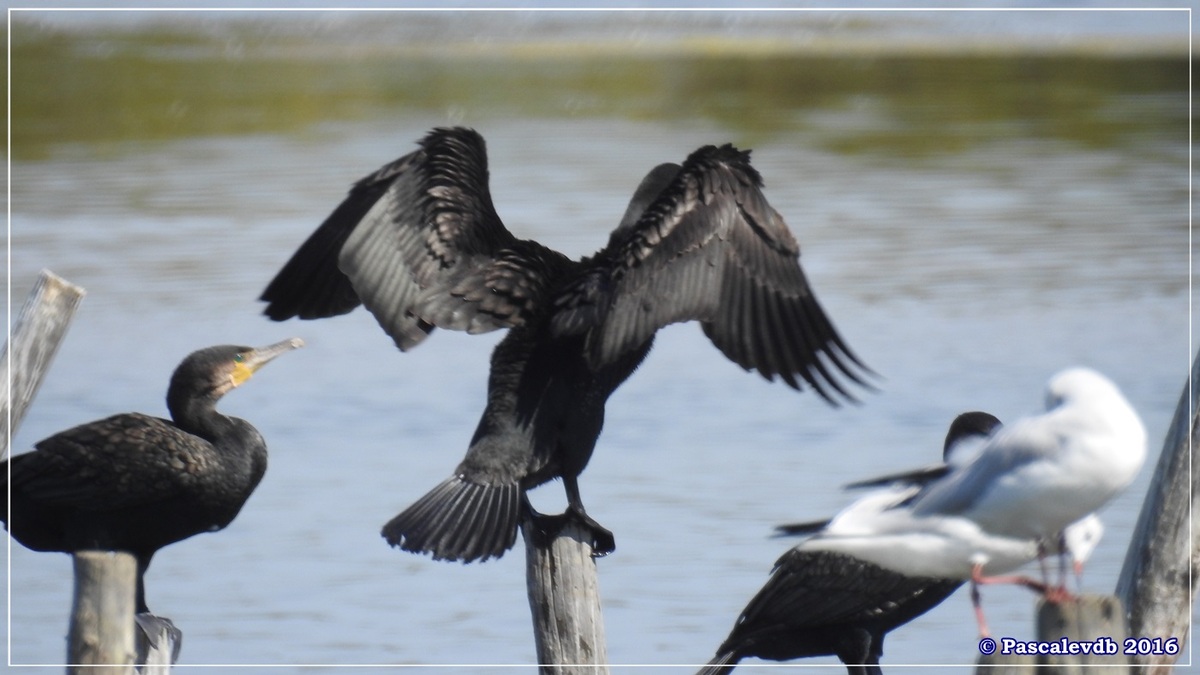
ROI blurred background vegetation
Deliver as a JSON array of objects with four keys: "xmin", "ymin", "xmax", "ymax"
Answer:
[{"xmin": 9, "ymin": 10, "xmax": 1191, "ymax": 161}]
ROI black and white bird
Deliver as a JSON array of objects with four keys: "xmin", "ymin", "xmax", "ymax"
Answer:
[
  {"xmin": 771, "ymin": 368, "xmax": 1144, "ymax": 637},
  {"xmin": 701, "ymin": 412, "xmax": 1000, "ymax": 675},
  {"xmin": 780, "ymin": 369, "xmax": 1142, "ymax": 580},
  {"xmin": 701, "ymin": 376, "xmax": 1136, "ymax": 674},
  {"xmin": 782, "ymin": 409, "xmax": 1108, "ymax": 594},
  {"xmin": 261, "ymin": 127, "xmax": 872, "ymax": 562}
]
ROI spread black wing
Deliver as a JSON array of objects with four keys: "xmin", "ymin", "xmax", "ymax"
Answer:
[
  {"xmin": 551, "ymin": 143, "xmax": 873, "ymax": 404},
  {"xmin": 262, "ymin": 127, "xmax": 572, "ymax": 350},
  {"xmin": 261, "ymin": 153, "xmax": 415, "ymax": 321}
]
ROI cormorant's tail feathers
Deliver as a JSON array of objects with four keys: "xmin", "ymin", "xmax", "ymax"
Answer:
[{"xmin": 381, "ymin": 476, "xmax": 521, "ymax": 563}]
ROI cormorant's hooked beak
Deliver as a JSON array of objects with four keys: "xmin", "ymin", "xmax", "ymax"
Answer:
[{"xmin": 230, "ymin": 337, "xmax": 305, "ymax": 388}]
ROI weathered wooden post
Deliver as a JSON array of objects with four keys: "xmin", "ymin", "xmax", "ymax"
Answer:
[
  {"xmin": 67, "ymin": 551, "xmax": 137, "ymax": 675},
  {"xmin": 1036, "ymin": 595, "xmax": 1129, "ymax": 673},
  {"xmin": 974, "ymin": 595, "xmax": 1130, "ymax": 673},
  {"xmin": 1115, "ymin": 346, "xmax": 1200, "ymax": 673},
  {"xmin": 0, "ymin": 269, "xmax": 86, "ymax": 458},
  {"xmin": 522, "ymin": 515, "xmax": 609, "ymax": 675}
]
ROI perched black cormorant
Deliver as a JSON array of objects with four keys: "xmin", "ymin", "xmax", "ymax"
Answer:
[
  {"xmin": 699, "ymin": 413, "xmax": 1002, "ymax": 675},
  {"xmin": 2, "ymin": 338, "xmax": 303, "ymax": 613},
  {"xmin": 261, "ymin": 127, "xmax": 872, "ymax": 562}
]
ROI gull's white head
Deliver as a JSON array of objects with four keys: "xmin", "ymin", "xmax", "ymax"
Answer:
[
  {"xmin": 1045, "ymin": 367, "xmax": 1126, "ymax": 411},
  {"xmin": 1044, "ymin": 367, "xmax": 1147, "ymax": 483}
]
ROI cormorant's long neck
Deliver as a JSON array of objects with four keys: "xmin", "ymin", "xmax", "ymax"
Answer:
[{"xmin": 167, "ymin": 391, "xmax": 236, "ymax": 442}]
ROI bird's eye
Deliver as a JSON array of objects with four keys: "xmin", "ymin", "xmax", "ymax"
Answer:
[{"xmin": 234, "ymin": 354, "xmax": 244, "ymax": 363}]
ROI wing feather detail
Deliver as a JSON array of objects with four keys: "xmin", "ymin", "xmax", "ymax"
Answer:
[
  {"xmin": 259, "ymin": 153, "xmax": 418, "ymax": 321},
  {"xmin": 273, "ymin": 127, "xmax": 571, "ymax": 351},
  {"xmin": 11, "ymin": 414, "xmax": 212, "ymax": 513},
  {"xmin": 725, "ymin": 549, "xmax": 961, "ymax": 650},
  {"xmin": 552, "ymin": 143, "xmax": 873, "ymax": 404}
]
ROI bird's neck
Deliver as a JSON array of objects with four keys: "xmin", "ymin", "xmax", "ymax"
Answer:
[{"xmin": 168, "ymin": 395, "xmax": 237, "ymax": 442}]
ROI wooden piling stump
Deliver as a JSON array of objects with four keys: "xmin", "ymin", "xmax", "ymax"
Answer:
[
  {"xmin": 67, "ymin": 551, "xmax": 136, "ymax": 675},
  {"xmin": 975, "ymin": 595, "xmax": 1130, "ymax": 674},
  {"xmin": 522, "ymin": 515, "xmax": 609, "ymax": 675},
  {"xmin": 1037, "ymin": 596, "xmax": 1129, "ymax": 673},
  {"xmin": 0, "ymin": 269, "xmax": 85, "ymax": 458},
  {"xmin": 1115, "ymin": 347, "xmax": 1199, "ymax": 673}
]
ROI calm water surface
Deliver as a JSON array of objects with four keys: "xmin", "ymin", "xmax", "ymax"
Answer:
[
  {"xmin": 5, "ymin": 11, "xmax": 1194, "ymax": 675},
  {"xmin": 8, "ymin": 115, "xmax": 1190, "ymax": 673}
]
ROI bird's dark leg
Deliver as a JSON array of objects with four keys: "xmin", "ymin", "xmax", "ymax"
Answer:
[
  {"xmin": 563, "ymin": 475, "xmax": 615, "ymax": 557},
  {"xmin": 523, "ymin": 478, "xmax": 615, "ymax": 557},
  {"xmin": 133, "ymin": 553, "xmax": 182, "ymax": 664},
  {"xmin": 135, "ymin": 555, "xmax": 151, "ymax": 614},
  {"xmin": 839, "ymin": 632, "xmax": 883, "ymax": 675}
]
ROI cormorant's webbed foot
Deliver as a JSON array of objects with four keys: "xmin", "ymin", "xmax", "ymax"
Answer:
[
  {"xmin": 525, "ymin": 504, "xmax": 615, "ymax": 558},
  {"xmin": 135, "ymin": 612, "xmax": 183, "ymax": 665},
  {"xmin": 568, "ymin": 503, "xmax": 615, "ymax": 558}
]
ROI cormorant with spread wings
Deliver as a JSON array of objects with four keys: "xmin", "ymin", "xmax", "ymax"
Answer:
[{"xmin": 261, "ymin": 127, "xmax": 872, "ymax": 562}]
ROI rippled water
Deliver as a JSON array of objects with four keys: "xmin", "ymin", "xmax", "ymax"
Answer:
[{"xmin": 5, "ymin": 10, "xmax": 1194, "ymax": 675}]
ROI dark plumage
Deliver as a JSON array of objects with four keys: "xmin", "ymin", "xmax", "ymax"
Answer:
[
  {"xmin": 698, "ymin": 550, "xmax": 961, "ymax": 675},
  {"xmin": 261, "ymin": 126, "xmax": 872, "ymax": 562},
  {"xmin": 2, "ymin": 339, "xmax": 303, "ymax": 613}
]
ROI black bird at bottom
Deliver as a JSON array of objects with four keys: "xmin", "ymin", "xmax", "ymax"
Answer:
[
  {"xmin": 698, "ymin": 550, "xmax": 961, "ymax": 675},
  {"xmin": 261, "ymin": 127, "xmax": 873, "ymax": 563},
  {"xmin": 2, "ymin": 338, "xmax": 303, "ymax": 614}
]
